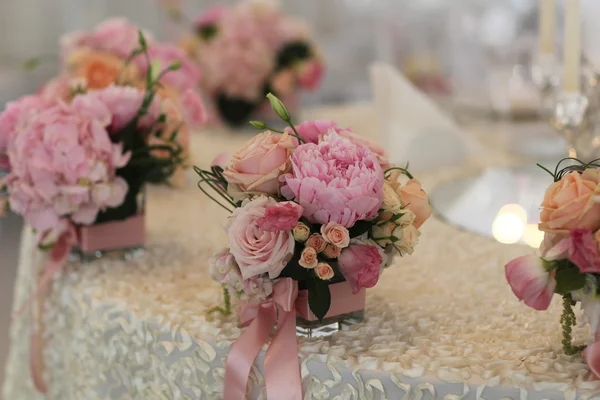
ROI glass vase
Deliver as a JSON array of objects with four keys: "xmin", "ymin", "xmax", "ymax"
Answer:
[
  {"xmin": 295, "ymin": 281, "xmax": 366, "ymax": 338},
  {"xmin": 70, "ymin": 189, "xmax": 146, "ymax": 262}
]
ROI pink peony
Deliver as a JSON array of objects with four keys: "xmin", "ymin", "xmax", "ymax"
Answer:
[
  {"xmin": 83, "ymin": 18, "xmax": 150, "ymax": 58},
  {"xmin": 297, "ymin": 59, "xmax": 325, "ymax": 91},
  {"xmin": 281, "ymin": 132, "xmax": 384, "ymax": 227},
  {"xmin": 286, "ymin": 120, "xmax": 338, "ymax": 144},
  {"xmin": 3, "ymin": 98, "xmax": 129, "ymax": 232},
  {"xmin": 255, "ymin": 201, "xmax": 303, "ymax": 232},
  {"xmin": 81, "ymin": 85, "xmax": 161, "ymax": 133},
  {"xmin": 226, "ymin": 196, "xmax": 295, "ymax": 280},
  {"xmin": 194, "ymin": 4, "xmax": 227, "ymax": 28},
  {"xmin": 338, "ymin": 242, "xmax": 384, "ymax": 293},
  {"xmin": 223, "ymin": 131, "xmax": 295, "ymax": 200},
  {"xmin": 337, "ymin": 128, "xmax": 390, "ymax": 170},
  {"xmin": 181, "ymin": 89, "xmax": 207, "ymax": 127},
  {"xmin": 505, "ymin": 254, "xmax": 556, "ymax": 311}
]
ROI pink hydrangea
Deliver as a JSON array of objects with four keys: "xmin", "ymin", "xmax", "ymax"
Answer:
[
  {"xmin": 2, "ymin": 97, "xmax": 129, "ymax": 233},
  {"xmin": 281, "ymin": 132, "xmax": 384, "ymax": 227},
  {"xmin": 136, "ymin": 44, "xmax": 202, "ymax": 93},
  {"xmin": 0, "ymin": 95, "xmax": 49, "ymax": 160}
]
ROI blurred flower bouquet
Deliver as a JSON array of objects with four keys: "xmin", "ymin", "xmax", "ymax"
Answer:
[
  {"xmin": 197, "ymin": 94, "xmax": 431, "ymax": 327},
  {"xmin": 0, "ymin": 32, "xmax": 205, "ymax": 266},
  {"xmin": 172, "ymin": 0, "xmax": 325, "ymax": 126},
  {"xmin": 505, "ymin": 159, "xmax": 600, "ymax": 377},
  {"xmin": 38, "ymin": 18, "xmax": 206, "ymax": 187}
]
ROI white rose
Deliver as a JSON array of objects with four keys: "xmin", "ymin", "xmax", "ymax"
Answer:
[
  {"xmin": 371, "ymin": 221, "xmax": 395, "ymax": 246},
  {"xmin": 397, "ymin": 225, "xmax": 420, "ymax": 255},
  {"xmin": 381, "ymin": 182, "xmax": 402, "ymax": 213}
]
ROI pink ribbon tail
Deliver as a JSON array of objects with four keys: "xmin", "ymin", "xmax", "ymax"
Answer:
[
  {"xmin": 223, "ymin": 278, "xmax": 302, "ymax": 400},
  {"xmin": 13, "ymin": 225, "xmax": 76, "ymax": 393}
]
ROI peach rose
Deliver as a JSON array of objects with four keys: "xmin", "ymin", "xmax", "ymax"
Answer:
[
  {"xmin": 293, "ymin": 222, "xmax": 310, "ymax": 242},
  {"xmin": 320, "ymin": 222, "xmax": 350, "ymax": 248},
  {"xmin": 322, "ymin": 243, "xmax": 341, "ymax": 259},
  {"xmin": 315, "ymin": 262, "xmax": 335, "ymax": 280},
  {"xmin": 223, "ymin": 131, "xmax": 295, "ymax": 200},
  {"xmin": 398, "ymin": 179, "xmax": 432, "ymax": 229},
  {"xmin": 381, "ymin": 182, "xmax": 402, "ymax": 213},
  {"xmin": 271, "ymin": 68, "xmax": 296, "ymax": 98},
  {"xmin": 299, "ymin": 247, "xmax": 318, "ymax": 269},
  {"xmin": 540, "ymin": 169, "xmax": 600, "ymax": 233},
  {"xmin": 306, "ymin": 233, "xmax": 327, "ymax": 252},
  {"xmin": 73, "ymin": 51, "xmax": 138, "ymax": 90}
]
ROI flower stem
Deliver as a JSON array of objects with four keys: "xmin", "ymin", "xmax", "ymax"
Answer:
[
  {"xmin": 208, "ymin": 287, "xmax": 232, "ymax": 316},
  {"xmin": 561, "ymin": 295, "xmax": 585, "ymax": 355}
]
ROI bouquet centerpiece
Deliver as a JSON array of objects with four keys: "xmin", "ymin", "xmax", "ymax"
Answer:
[
  {"xmin": 0, "ymin": 30, "xmax": 205, "ymax": 263},
  {"xmin": 197, "ymin": 94, "xmax": 431, "ymax": 398},
  {"xmin": 505, "ymin": 158, "xmax": 600, "ymax": 377},
  {"xmin": 170, "ymin": 0, "xmax": 325, "ymax": 126}
]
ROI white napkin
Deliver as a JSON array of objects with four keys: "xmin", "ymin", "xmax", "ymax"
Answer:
[{"xmin": 370, "ymin": 62, "xmax": 480, "ymax": 172}]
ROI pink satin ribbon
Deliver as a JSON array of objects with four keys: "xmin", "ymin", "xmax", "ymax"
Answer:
[
  {"xmin": 224, "ymin": 278, "xmax": 303, "ymax": 400},
  {"xmin": 584, "ymin": 332, "xmax": 600, "ymax": 379},
  {"xmin": 15, "ymin": 224, "xmax": 77, "ymax": 394}
]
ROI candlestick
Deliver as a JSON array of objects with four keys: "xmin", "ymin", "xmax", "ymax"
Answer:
[
  {"xmin": 563, "ymin": 0, "xmax": 581, "ymax": 92},
  {"xmin": 539, "ymin": 0, "xmax": 556, "ymax": 56}
]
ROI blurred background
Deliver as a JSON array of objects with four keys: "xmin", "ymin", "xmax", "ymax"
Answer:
[{"xmin": 3, "ymin": 0, "xmax": 600, "ymax": 393}]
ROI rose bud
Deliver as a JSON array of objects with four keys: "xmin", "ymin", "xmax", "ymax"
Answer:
[
  {"xmin": 293, "ymin": 222, "xmax": 310, "ymax": 242},
  {"xmin": 306, "ymin": 233, "xmax": 327, "ymax": 252},
  {"xmin": 315, "ymin": 262, "xmax": 335, "ymax": 280}
]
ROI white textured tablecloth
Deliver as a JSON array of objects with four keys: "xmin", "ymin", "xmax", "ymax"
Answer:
[{"xmin": 4, "ymin": 104, "xmax": 600, "ymax": 400}]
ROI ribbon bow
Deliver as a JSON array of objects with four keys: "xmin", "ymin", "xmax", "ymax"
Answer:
[
  {"xmin": 15, "ymin": 224, "xmax": 77, "ymax": 394},
  {"xmin": 224, "ymin": 278, "xmax": 302, "ymax": 400}
]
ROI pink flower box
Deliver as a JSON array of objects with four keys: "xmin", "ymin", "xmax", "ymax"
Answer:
[
  {"xmin": 75, "ymin": 214, "xmax": 146, "ymax": 253},
  {"xmin": 295, "ymin": 281, "xmax": 365, "ymax": 322}
]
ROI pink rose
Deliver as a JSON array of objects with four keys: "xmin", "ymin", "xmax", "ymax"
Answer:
[
  {"xmin": 223, "ymin": 131, "xmax": 295, "ymax": 199},
  {"xmin": 297, "ymin": 59, "xmax": 324, "ymax": 91},
  {"xmin": 256, "ymin": 201, "xmax": 303, "ymax": 232},
  {"xmin": 337, "ymin": 128, "xmax": 390, "ymax": 170},
  {"xmin": 544, "ymin": 229, "xmax": 600, "ymax": 273},
  {"xmin": 398, "ymin": 179, "xmax": 432, "ymax": 229},
  {"xmin": 322, "ymin": 243, "xmax": 341, "ymax": 259},
  {"xmin": 505, "ymin": 254, "xmax": 556, "ymax": 311},
  {"xmin": 320, "ymin": 222, "xmax": 350, "ymax": 248},
  {"xmin": 299, "ymin": 247, "xmax": 318, "ymax": 269},
  {"xmin": 540, "ymin": 169, "xmax": 600, "ymax": 233},
  {"xmin": 181, "ymin": 89, "xmax": 207, "ymax": 128},
  {"xmin": 306, "ymin": 233, "xmax": 326, "ymax": 252},
  {"xmin": 315, "ymin": 262, "xmax": 335, "ymax": 280},
  {"xmin": 282, "ymin": 132, "xmax": 384, "ymax": 227},
  {"xmin": 338, "ymin": 243, "xmax": 384, "ymax": 294},
  {"xmin": 286, "ymin": 120, "xmax": 338, "ymax": 144},
  {"xmin": 226, "ymin": 196, "xmax": 295, "ymax": 280}
]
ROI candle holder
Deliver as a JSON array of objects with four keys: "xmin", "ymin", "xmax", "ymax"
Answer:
[{"xmin": 531, "ymin": 55, "xmax": 561, "ymax": 117}]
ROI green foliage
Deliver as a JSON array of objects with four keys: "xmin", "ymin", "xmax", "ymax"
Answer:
[
  {"xmin": 554, "ymin": 263, "xmax": 587, "ymax": 295},
  {"xmin": 307, "ymin": 277, "xmax": 331, "ymax": 321}
]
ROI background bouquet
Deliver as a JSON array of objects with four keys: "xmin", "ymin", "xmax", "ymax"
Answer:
[
  {"xmin": 0, "ymin": 32, "xmax": 205, "ymax": 264},
  {"xmin": 198, "ymin": 95, "xmax": 431, "ymax": 320},
  {"xmin": 37, "ymin": 17, "xmax": 205, "ymax": 187},
  {"xmin": 176, "ymin": 0, "xmax": 325, "ymax": 126},
  {"xmin": 505, "ymin": 159, "xmax": 600, "ymax": 374}
]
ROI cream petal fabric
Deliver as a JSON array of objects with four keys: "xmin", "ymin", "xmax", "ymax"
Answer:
[{"xmin": 4, "ymin": 105, "xmax": 600, "ymax": 399}]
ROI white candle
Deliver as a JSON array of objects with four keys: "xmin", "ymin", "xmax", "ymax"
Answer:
[
  {"xmin": 563, "ymin": 0, "xmax": 582, "ymax": 92},
  {"xmin": 539, "ymin": 0, "xmax": 556, "ymax": 56}
]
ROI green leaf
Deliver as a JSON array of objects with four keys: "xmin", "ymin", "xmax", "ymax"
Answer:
[
  {"xmin": 555, "ymin": 264, "xmax": 587, "ymax": 295},
  {"xmin": 308, "ymin": 278, "xmax": 331, "ymax": 321},
  {"xmin": 279, "ymin": 260, "xmax": 311, "ymax": 281},
  {"xmin": 348, "ymin": 220, "xmax": 372, "ymax": 238}
]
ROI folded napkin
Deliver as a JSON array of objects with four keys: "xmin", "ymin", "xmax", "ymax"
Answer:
[{"xmin": 370, "ymin": 63, "xmax": 481, "ymax": 172}]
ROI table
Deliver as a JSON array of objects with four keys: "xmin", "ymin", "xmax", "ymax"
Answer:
[{"xmin": 4, "ymin": 104, "xmax": 599, "ymax": 400}]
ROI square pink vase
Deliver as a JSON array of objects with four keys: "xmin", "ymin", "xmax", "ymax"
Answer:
[
  {"xmin": 295, "ymin": 281, "xmax": 366, "ymax": 338},
  {"xmin": 72, "ymin": 214, "xmax": 146, "ymax": 262}
]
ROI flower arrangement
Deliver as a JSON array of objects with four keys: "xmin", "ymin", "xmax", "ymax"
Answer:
[
  {"xmin": 170, "ymin": 0, "xmax": 325, "ymax": 126},
  {"xmin": 0, "ymin": 32, "xmax": 205, "ymax": 256},
  {"xmin": 32, "ymin": 18, "xmax": 205, "ymax": 187},
  {"xmin": 505, "ymin": 159, "xmax": 600, "ymax": 374},
  {"xmin": 197, "ymin": 94, "xmax": 431, "ymax": 320}
]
